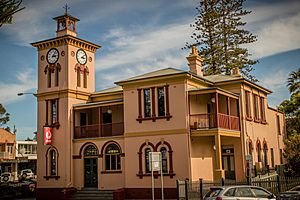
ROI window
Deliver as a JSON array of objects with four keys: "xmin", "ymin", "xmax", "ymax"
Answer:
[
  {"xmin": 263, "ymin": 144, "xmax": 268, "ymax": 168},
  {"xmin": 47, "ymin": 69, "xmax": 51, "ymax": 88},
  {"xmin": 77, "ymin": 69, "xmax": 81, "ymax": 87},
  {"xmin": 45, "ymin": 99, "xmax": 59, "ymax": 128},
  {"xmin": 160, "ymin": 147, "xmax": 168, "ymax": 173},
  {"xmin": 137, "ymin": 85, "xmax": 171, "ymax": 122},
  {"xmin": 248, "ymin": 141, "xmax": 253, "ymax": 155},
  {"xmin": 251, "ymin": 188, "xmax": 270, "ymax": 198},
  {"xmin": 105, "ymin": 143, "xmax": 121, "ymax": 171},
  {"xmin": 145, "ymin": 148, "xmax": 151, "ymax": 173},
  {"xmin": 83, "ymin": 71, "xmax": 87, "ymax": 88},
  {"xmin": 260, "ymin": 97, "xmax": 266, "ymax": 122},
  {"xmin": 84, "ymin": 145, "xmax": 98, "ymax": 157},
  {"xmin": 280, "ymin": 149, "xmax": 283, "ymax": 164},
  {"xmin": 257, "ymin": 143, "xmax": 262, "ymax": 162},
  {"xmin": 157, "ymin": 87, "xmax": 165, "ymax": 116},
  {"xmin": 277, "ymin": 115, "xmax": 281, "ymax": 135},
  {"xmin": 270, "ymin": 148, "xmax": 274, "ymax": 168},
  {"xmin": 50, "ymin": 149, "xmax": 57, "ymax": 176},
  {"xmin": 143, "ymin": 89, "xmax": 151, "ymax": 117},
  {"xmin": 235, "ymin": 187, "xmax": 254, "ymax": 197},
  {"xmin": 7, "ymin": 144, "xmax": 13, "ymax": 154},
  {"xmin": 253, "ymin": 94, "xmax": 260, "ymax": 121},
  {"xmin": 245, "ymin": 91, "xmax": 251, "ymax": 119}
]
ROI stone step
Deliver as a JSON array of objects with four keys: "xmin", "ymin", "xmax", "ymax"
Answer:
[{"xmin": 71, "ymin": 189, "xmax": 114, "ymax": 200}]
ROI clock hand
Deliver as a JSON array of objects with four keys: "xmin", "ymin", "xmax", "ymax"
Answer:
[
  {"xmin": 52, "ymin": 55, "xmax": 57, "ymax": 58},
  {"xmin": 81, "ymin": 56, "xmax": 86, "ymax": 59}
]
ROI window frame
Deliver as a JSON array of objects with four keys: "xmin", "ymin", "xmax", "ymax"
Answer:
[
  {"xmin": 137, "ymin": 85, "xmax": 171, "ymax": 123},
  {"xmin": 260, "ymin": 97, "xmax": 266, "ymax": 123},
  {"xmin": 245, "ymin": 91, "xmax": 252, "ymax": 120},
  {"xmin": 104, "ymin": 143, "xmax": 121, "ymax": 171},
  {"xmin": 253, "ymin": 94, "xmax": 260, "ymax": 122},
  {"xmin": 44, "ymin": 147, "xmax": 60, "ymax": 180}
]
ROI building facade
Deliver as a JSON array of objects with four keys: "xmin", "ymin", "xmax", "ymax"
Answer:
[
  {"xmin": 32, "ymin": 13, "xmax": 285, "ymax": 199},
  {"xmin": 0, "ymin": 128, "xmax": 16, "ymax": 176}
]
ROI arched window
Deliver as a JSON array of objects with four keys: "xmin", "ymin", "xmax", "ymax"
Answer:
[
  {"xmin": 248, "ymin": 140, "xmax": 253, "ymax": 155},
  {"xmin": 77, "ymin": 69, "xmax": 81, "ymax": 87},
  {"xmin": 145, "ymin": 148, "xmax": 151, "ymax": 173},
  {"xmin": 83, "ymin": 71, "xmax": 87, "ymax": 88},
  {"xmin": 105, "ymin": 143, "xmax": 121, "ymax": 171},
  {"xmin": 50, "ymin": 149, "xmax": 57, "ymax": 176},
  {"xmin": 257, "ymin": 143, "xmax": 262, "ymax": 162},
  {"xmin": 84, "ymin": 145, "xmax": 98, "ymax": 157},
  {"xmin": 160, "ymin": 147, "xmax": 168, "ymax": 173},
  {"xmin": 263, "ymin": 143, "xmax": 268, "ymax": 167}
]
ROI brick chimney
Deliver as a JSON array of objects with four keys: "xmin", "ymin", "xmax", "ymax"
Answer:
[
  {"xmin": 186, "ymin": 46, "xmax": 203, "ymax": 77},
  {"xmin": 231, "ymin": 67, "xmax": 241, "ymax": 77}
]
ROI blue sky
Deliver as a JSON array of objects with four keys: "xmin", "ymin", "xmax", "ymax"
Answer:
[{"xmin": 0, "ymin": 0, "xmax": 299, "ymax": 140}]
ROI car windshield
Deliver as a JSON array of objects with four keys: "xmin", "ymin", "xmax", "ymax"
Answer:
[
  {"xmin": 205, "ymin": 188, "xmax": 222, "ymax": 197},
  {"xmin": 291, "ymin": 186, "xmax": 300, "ymax": 191},
  {"xmin": 23, "ymin": 170, "xmax": 31, "ymax": 173}
]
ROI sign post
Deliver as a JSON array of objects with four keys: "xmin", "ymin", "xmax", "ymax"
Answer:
[{"xmin": 150, "ymin": 152, "xmax": 164, "ymax": 200}]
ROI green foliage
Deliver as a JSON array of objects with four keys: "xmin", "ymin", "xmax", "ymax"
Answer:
[
  {"xmin": 284, "ymin": 134, "xmax": 300, "ymax": 176},
  {"xmin": 185, "ymin": 0, "xmax": 257, "ymax": 81},
  {"xmin": 0, "ymin": 0, "xmax": 25, "ymax": 27},
  {"xmin": 0, "ymin": 103, "xmax": 10, "ymax": 128},
  {"xmin": 279, "ymin": 68, "xmax": 300, "ymax": 175}
]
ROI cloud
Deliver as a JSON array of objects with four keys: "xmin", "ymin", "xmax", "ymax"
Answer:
[
  {"xmin": 245, "ymin": 1, "xmax": 300, "ymax": 59},
  {"xmin": 0, "ymin": 69, "xmax": 36, "ymax": 104},
  {"xmin": 96, "ymin": 21, "xmax": 191, "ymax": 71}
]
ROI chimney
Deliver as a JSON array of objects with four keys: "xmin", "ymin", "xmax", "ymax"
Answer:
[
  {"xmin": 186, "ymin": 46, "xmax": 203, "ymax": 77},
  {"xmin": 231, "ymin": 67, "xmax": 241, "ymax": 77}
]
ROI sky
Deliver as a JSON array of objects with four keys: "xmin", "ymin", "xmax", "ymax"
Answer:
[{"xmin": 0, "ymin": 0, "xmax": 299, "ymax": 140}]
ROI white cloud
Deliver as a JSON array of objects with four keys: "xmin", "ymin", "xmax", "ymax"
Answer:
[
  {"xmin": 245, "ymin": 1, "xmax": 300, "ymax": 59},
  {"xmin": 0, "ymin": 69, "xmax": 36, "ymax": 104}
]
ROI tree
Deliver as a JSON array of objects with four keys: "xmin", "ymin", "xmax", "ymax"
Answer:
[
  {"xmin": 0, "ymin": 103, "xmax": 10, "ymax": 131},
  {"xmin": 278, "ymin": 68, "xmax": 300, "ymax": 175},
  {"xmin": 0, "ymin": 0, "xmax": 25, "ymax": 27},
  {"xmin": 185, "ymin": 0, "xmax": 257, "ymax": 81},
  {"xmin": 284, "ymin": 134, "xmax": 300, "ymax": 176}
]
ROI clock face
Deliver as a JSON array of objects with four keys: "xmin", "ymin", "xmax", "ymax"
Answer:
[
  {"xmin": 47, "ymin": 48, "xmax": 59, "ymax": 64},
  {"xmin": 76, "ymin": 49, "xmax": 87, "ymax": 65}
]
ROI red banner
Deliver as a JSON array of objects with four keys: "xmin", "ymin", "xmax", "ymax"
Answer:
[{"xmin": 44, "ymin": 127, "xmax": 53, "ymax": 145}]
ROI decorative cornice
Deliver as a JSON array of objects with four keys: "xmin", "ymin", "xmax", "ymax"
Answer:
[
  {"xmin": 36, "ymin": 89, "xmax": 91, "ymax": 101},
  {"xmin": 31, "ymin": 35, "xmax": 101, "ymax": 53}
]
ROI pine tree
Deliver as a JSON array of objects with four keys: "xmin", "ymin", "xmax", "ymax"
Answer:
[
  {"xmin": 185, "ymin": 0, "xmax": 257, "ymax": 81},
  {"xmin": 0, "ymin": 0, "xmax": 25, "ymax": 27}
]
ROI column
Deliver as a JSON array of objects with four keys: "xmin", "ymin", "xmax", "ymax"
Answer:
[
  {"xmin": 215, "ymin": 134, "xmax": 224, "ymax": 180},
  {"xmin": 215, "ymin": 93, "xmax": 219, "ymax": 128}
]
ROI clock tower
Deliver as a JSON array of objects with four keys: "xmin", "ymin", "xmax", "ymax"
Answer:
[{"xmin": 31, "ymin": 10, "xmax": 100, "ymax": 199}]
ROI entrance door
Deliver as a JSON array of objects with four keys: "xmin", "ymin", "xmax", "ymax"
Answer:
[
  {"xmin": 222, "ymin": 148, "xmax": 236, "ymax": 180},
  {"xmin": 84, "ymin": 158, "xmax": 98, "ymax": 187}
]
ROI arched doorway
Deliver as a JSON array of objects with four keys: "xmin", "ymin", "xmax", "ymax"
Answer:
[{"xmin": 83, "ymin": 145, "xmax": 98, "ymax": 188}]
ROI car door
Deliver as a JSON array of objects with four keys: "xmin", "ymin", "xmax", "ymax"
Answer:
[{"xmin": 234, "ymin": 187, "xmax": 256, "ymax": 200}]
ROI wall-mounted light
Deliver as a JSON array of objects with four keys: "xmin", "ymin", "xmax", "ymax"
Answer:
[
  {"xmin": 211, "ymin": 97, "xmax": 216, "ymax": 103},
  {"xmin": 107, "ymin": 108, "xmax": 112, "ymax": 114}
]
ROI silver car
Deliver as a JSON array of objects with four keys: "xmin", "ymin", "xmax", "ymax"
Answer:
[{"xmin": 204, "ymin": 185, "xmax": 276, "ymax": 200}]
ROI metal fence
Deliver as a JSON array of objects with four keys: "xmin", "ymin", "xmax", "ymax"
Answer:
[{"xmin": 177, "ymin": 175, "xmax": 300, "ymax": 200}]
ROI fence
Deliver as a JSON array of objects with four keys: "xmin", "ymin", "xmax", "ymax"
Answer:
[{"xmin": 177, "ymin": 175, "xmax": 300, "ymax": 200}]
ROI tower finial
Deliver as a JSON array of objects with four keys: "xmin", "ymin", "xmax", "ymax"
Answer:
[{"xmin": 63, "ymin": 3, "xmax": 70, "ymax": 15}]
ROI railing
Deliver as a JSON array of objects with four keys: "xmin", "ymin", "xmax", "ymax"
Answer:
[
  {"xmin": 0, "ymin": 152, "xmax": 14, "ymax": 159},
  {"xmin": 190, "ymin": 113, "xmax": 240, "ymax": 131},
  {"xmin": 74, "ymin": 122, "xmax": 124, "ymax": 139}
]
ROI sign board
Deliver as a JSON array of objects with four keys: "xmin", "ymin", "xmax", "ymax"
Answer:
[
  {"xmin": 44, "ymin": 127, "xmax": 53, "ymax": 145},
  {"xmin": 150, "ymin": 152, "xmax": 161, "ymax": 171}
]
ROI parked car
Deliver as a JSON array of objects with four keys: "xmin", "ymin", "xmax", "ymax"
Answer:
[
  {"xmin": 19, "ymin": 169, "xmax": 34, "ymax": 180},
  {"xmin": 203, "ymin": 185, "xmax": 276, "ymax": 200},
  {"xmin": 277, "ymin": 185, "xmax": 300, "ymax": 200},
  {"xmin": 0, "ymin": 172, "xmax": 14, "ymax": 183}
]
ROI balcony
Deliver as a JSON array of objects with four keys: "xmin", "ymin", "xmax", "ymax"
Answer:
[
  {"xmin": 74, "ymin": 123, "xmax": 124, "ymax": 139},
  {"xmin": 189, "ymin": 88, "xmax": 240, "ymax": 136},
  {"xmin": 0, "ymin": 152, "xmax": 14, "ymax": 159},
  {"xmin": 73, "ymin": 104, "xmax": 124, "ymax": 139},
  {"xmin": 190, "ymin": 113, "xmax": 240, "ymax": 131}
]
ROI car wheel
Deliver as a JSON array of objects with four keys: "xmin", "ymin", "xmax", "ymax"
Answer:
[{"xmin": 3, "ymin": 176, "xmax": 9, "ymax": 182}]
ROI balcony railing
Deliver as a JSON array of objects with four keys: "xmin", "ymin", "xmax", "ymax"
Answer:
[
  {"xmin": 0, "ymin": 152, "xmax": 14, "ymax": 159},
  {"xmin": 190, "ymin": 113, "xmax": 240, "ymax": 131},
  {"xmin": 74, "ymin": 122, "xmax": 124, "ymax": 139}
]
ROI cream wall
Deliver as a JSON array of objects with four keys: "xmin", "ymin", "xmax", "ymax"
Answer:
[
  {"xmin": 72, "ymin": 138, "xmax": 125, "ymax": 190},
  {"xmin": 124, "ymin": 133, "xmax": 190, "ymax": 188}
]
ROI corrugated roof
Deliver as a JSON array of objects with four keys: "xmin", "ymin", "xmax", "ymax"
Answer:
[
  {"xmin": 204, "ymin": 74, "xmax": 243, "ymax": 83},
  {"xmin": 115, "ymin": 68, "xmax": 187, "ymax": 84},
  {"xmin": 93, "ymin": 86, "xmax": 123, "ymax": 95}
]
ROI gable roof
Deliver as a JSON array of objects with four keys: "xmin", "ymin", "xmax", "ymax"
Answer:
[
  {"xmin": 115, "ymin": 68, "xmax": 187, "ymax": 85},
  {"xmin": 204, "ymin": 74, "xmax": 243, "ymax": 83}
]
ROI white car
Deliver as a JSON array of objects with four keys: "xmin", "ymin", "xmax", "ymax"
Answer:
[
  {"xmin": 1, "ymin": 172, "xmax": 14, "ymax": 183},
  {"xmin": 20, "ymin": 169, "xmax": 34, "ymax": 180}
]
